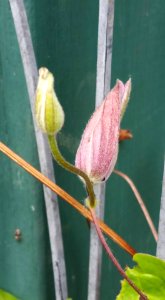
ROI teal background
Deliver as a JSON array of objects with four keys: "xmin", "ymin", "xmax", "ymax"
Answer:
[{"xmin": 0, "ymin": 1, "xmax": 164, "ymax": 299}]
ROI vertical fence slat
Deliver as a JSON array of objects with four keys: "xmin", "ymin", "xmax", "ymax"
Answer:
[
  {"xmin": 157, "ymin": 162, "xmax": 165, "ymax": 259},
  {"xmin": 9, "ymin": 1, "xmax": 68, "ymax": 299},
  {"xmin": 87, "ymin": 1, "xmax": 115, "ymax": 299}
]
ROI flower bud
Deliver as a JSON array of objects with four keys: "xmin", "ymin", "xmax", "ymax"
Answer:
[
  {"xmin": 35, "ymin": 67, "xmax": 64, "ymax": 135},
  {"xmin": 75, "ymin": 79, "xmax": 131, "ymax": 183}
]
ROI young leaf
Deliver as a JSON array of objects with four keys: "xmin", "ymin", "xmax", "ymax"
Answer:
[
  {"xmin": 116, "ymin": 253, "xmax": 165, "ymax": 300},
  {"xmin": 0, "ymin": 290, "xmax": 19, "ymax": 300}
]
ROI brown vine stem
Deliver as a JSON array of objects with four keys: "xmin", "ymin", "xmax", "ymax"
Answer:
[
  {"xmin": 0, "ymin": 141, "xmax": 136, "ymax": 256},
  {"xmin": 89, "ymin": 208, "xmax": 148, "ymax": 300},
  {"xmin": 114, "ymin": 169, "xmax": 158, "ymax": 242}
]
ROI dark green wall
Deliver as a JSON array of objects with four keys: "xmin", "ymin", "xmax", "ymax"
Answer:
[{"xmin": 0, "ymin": 1, "xmax": 164, "ymax": 299}]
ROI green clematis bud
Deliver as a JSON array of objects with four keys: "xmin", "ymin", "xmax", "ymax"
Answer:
[{"xmin": 35, "ymin": 67, "xmax": 64, "ymax": 135}]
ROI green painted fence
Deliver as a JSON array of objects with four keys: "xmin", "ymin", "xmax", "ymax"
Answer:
[{"xmin": 0, "ymin": 1, "xmax": 165, "ymax": 299}]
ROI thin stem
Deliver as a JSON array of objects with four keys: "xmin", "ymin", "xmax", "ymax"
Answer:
[
  {"xmin": 114, "ymin": 169, "xmax": 158, "ymax": 242},
  {"xmin": 48, "ymin": 135, "xmax": 96, "ymax": 207},
  {"xmin": 89, "ymin": 207, "xmax": 148, "ymax": 300},
  {"xmin": 0, "ymin": 141, "xmax": 136, "ymax": 256}
]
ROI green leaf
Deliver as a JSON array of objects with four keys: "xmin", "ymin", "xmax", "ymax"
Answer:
[
  {"xmin": 0, "ymin": 290, "xmax": 19, "ymax": 300},
  {"xmin": 116, "ymin": 253, "xmax": 165, "ymax": 300}
]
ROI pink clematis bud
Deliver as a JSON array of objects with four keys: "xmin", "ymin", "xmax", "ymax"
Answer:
[{"xmin": 75, "ymin": 79, "xmax": 131, "ymax": 183}]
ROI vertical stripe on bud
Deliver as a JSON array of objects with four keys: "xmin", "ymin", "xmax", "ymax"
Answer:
[{"xmin": 118, "ymin": 78, "xmax": 131, "ymax": 120}]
